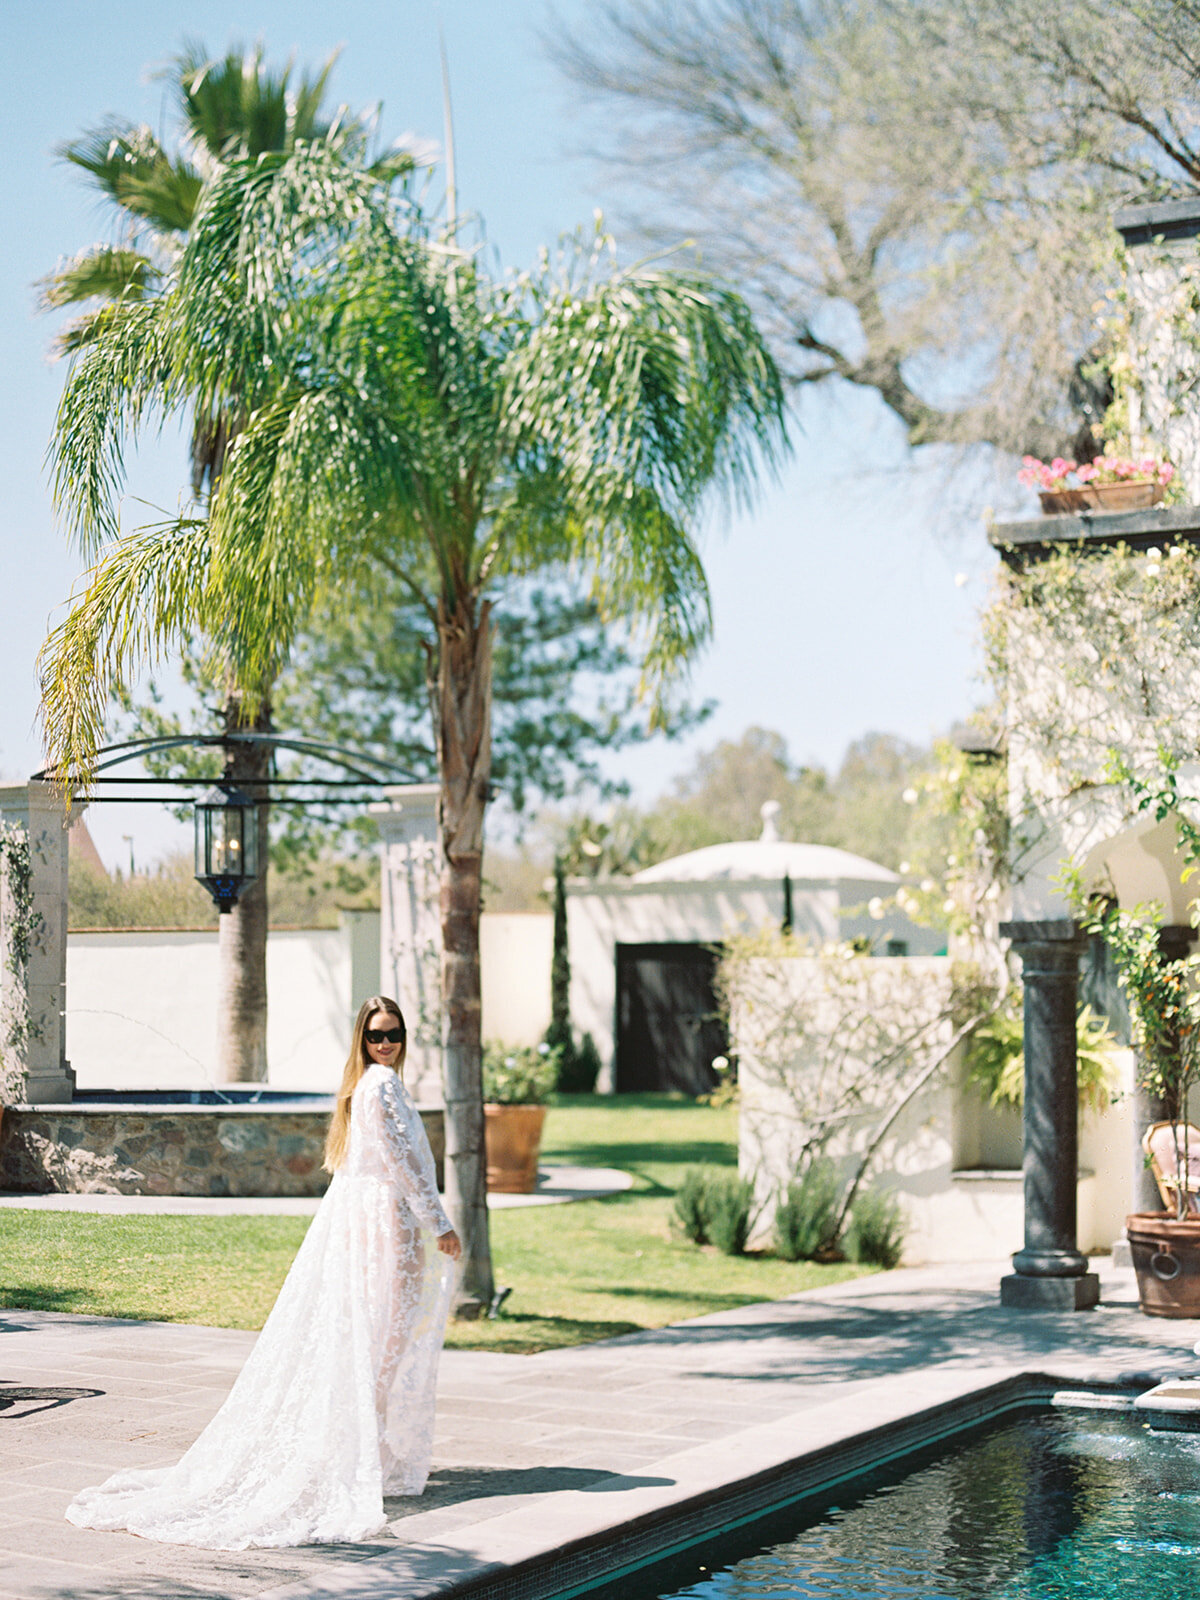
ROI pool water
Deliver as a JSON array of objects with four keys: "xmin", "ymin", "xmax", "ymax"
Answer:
[{"xmin": 598, "ymin": 1408, "xmax": 1200, "ymax": 1600}]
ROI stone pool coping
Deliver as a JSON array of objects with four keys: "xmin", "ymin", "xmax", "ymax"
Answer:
[
  {"xmin": 261, "ymin": 1369, "xmax": 1114, "ymax": 1600},
  {"xmin": 5, "ymin": 1256, "xmax": 1200, "ymax": 1600}
]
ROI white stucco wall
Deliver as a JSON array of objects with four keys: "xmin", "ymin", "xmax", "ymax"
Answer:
[
  {"xmin": 65, "ymin": 910, "xmax": 553, "ymax": 1093},
  {"xmin": 735, "ymin": 952, "xmax": 1134, "ymax": 1264},
  {"xmin": 567, "ymin": 876, "xmax": 940, "ymax": 1089},
  {"xmin": 67, "ymin": 913, "xmax": 379, "ymax": 1093},
  {"xmin": 480, "ymin": 913, "xmax": 554, "ymax": 1047}
]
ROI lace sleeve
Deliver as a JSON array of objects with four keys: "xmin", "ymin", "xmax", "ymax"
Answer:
[{"xmin": 371, "ymin": 1070, "xmax": 453, "ymax": 1234}]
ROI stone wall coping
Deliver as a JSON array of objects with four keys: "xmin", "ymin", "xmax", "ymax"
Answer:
[
  {"xmin": 1114, "ymin": 196, "xmax": 1200, "ymax": 245},
  {"xmin": 989, "ymin": 503, "xmax": 1200, "ymax": 565},
  {"xmin": 6, "ymin": 1102, "xmax": 333, "ymax": 1117},
  {"xmin": 999, "ymin": 920, "xmax": 1081, "ymax": 943},
  {"xmin": 952, "ymin": 1167, "xmax": 1096, "ymax": 1183},
  {"xmin": 8, "ymin": 1100, "xmax": 443, "ymax": 1116}
]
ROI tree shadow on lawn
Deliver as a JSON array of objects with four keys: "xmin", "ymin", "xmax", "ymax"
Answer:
[
  {"xmin": 0, "ymin": 1285, "xmax": 99, "ymax": 1314},
  {"xmin": 542, "ymin": 1138, "xmax": 735, "ymax": 1171},
  {"xmin": 594, "ymin": 1284, "xmax": 780, "ymax": 1312}
]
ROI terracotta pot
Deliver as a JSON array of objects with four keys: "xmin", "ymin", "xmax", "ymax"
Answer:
[
  {"xmin": 1077, "ymin": 479, "xmax": 1163, "ymax": 511},
  {"xmin": 1038, "ymin": 480, "xmax": 1164, "ymax": 516},
  {"xmin": 483, "ymin": 1103, "xmax": 547, "ymax": 1194},
  {"xmin": 1126, "ymin": 1212, "xmax": 1200, "ymax": 1318},
  {"xmin": 1038, "ymin": 488, "xmax": 1089, "ymax": 515}
]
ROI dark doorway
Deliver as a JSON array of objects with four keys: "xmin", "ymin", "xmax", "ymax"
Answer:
[{"xmin": 615, "ymin": 942, "xmax": 727, "ymax": 1095}]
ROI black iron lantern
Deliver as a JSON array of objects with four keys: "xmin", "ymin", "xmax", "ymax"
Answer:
[{"xmin": 194, "ymin": 783, "xmax": 259, "ymax": 912}]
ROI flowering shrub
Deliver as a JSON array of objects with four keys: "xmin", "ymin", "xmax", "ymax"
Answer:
[{"xmin": 1017, "ymin": 453, "xmax": 1175, "ymax": 491}]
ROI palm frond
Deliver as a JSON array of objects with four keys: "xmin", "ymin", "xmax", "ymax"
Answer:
[
  {"xmin": 47, "ymin": 296, "xmax": 180, "ymax": 553},
  {"xmin": 39, "ymin": 518, "xmax": 215, "ymax": 787},
  {"xmin": 37, "ymin": 246, "xmax": 159, "ymax": 312},
  {"xmin": 57, "ymin": 122, "xmax": 200, "ymax": 232},
  {"xmin": 205, "ymin": 380, "xmax": 426, "ymax": 688},
  {"xmin": 171, "ymin": 145, "xmax": 394, "ymax": 412},
  {"xmin": 503, "ymin": 259, "xmax": 789, "ymax": 524}
]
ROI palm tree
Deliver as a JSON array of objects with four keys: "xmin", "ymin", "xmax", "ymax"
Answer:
[
  {"xmin": 41, "ymin": 44, "xmax": 409, "ymax": 1080},
  {"xmin": 41, "ymin": 144, "xmax": 788, "ymax": 1311}
]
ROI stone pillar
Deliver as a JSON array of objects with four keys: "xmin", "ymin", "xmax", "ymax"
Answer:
[
  {"xmin": 372, "ymin": 784, "xmax": 443, "ymax": 1105},
  {"xmin": 0, "ymin": 782, "xmax": 75, "ymax": 1105},
  {"xmin": 1000, "ymin": 920, "xmax": 1099, "ymax": 1310}
]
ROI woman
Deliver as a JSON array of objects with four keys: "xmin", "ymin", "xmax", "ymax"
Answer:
[{"xmin": 66, "ymin": 997, "xmax": 461, "ymax": 1550}]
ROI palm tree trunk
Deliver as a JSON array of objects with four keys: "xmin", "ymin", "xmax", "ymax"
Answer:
[
  {"xmin": 434, "ymin": 592, "xmax": 495, "ymax": 1316},
  {"xmin": 215, "ymin": 691, "xmax": 272, "ymax": 1084}
]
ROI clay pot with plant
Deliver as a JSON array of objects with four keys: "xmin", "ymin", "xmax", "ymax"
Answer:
[
  {"xmin": 481, "ymin": 1043, "xmax": 559, "ymax": 1194},
  {"xmin": 1076, "ymin": 891, "xmax": 1200, "ymax": 1318},
  {"xmin": 1018, "ymin": 452, "xmax": 1175, "ymax": 515}
]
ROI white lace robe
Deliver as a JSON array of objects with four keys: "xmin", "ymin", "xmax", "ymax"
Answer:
[{"xmin": 66, "ymin": 1064, "xmax": 456, "ymax": 1550}]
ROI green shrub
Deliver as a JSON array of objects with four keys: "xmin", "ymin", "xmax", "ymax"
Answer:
[
  {"xmin": 845, "ymin": 1187, "xmax": 906, "ymax": 1269},
  {"xmin": 482, "ymin": 1042, "xmax": 559, "ymax": 1105},
  {"xmin": 672, "ymin": 1167, "xmax": 713, "ymax": 1244},
  {"xmin": 966, "ymin": 994, "xmax": 1119, "ymax": 1113},
  {"xmin": 706, "ymin": 1172, "xmax": 755, "ymax": 1256},
  {"xmin": 556, "ymin": 1032, "xmax": 602, "ymax": 1094},
  {"xmin": 774, "ymin": 1157, "xmax": 843, "ymax": 1261}
]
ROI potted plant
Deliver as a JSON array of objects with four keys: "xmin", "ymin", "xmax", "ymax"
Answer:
[
  {"xmin": 1018, "ymin": 452, "xmax": 1174, "ymax": 515},
  {"xmin": 1077, "ymin": 894, "xmax": 1200, "ymax": 1317},
  {"xmin": 481, "ymin": 1042, "xmax": 558, "ymax": 1194}
]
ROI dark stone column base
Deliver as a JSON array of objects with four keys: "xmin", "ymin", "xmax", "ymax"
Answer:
[
  {"xmin": 1012, "ymin": 1246, "xmax": 1090, "ymax": 1277},
  {"xmin": 1000, "ymin": 1272, "xmax": 1100, "ymax": 1311}
]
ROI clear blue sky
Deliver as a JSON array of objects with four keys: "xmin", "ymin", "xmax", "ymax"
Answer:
[{"xmin": 0, "ymin": 0, "xmax": 1017, "ymax": 867}]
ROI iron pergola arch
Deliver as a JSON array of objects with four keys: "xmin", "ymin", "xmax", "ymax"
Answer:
[
  {"xmin": 35, "ymin": 732, "xmax": 426, "ymax": 911},
  {"xmin": 33, "ymin": 732, "xmax": 423, "ymax": 804}
]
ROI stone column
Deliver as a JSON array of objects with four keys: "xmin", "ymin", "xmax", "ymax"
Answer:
[
  {"xmin": 1000, "ymin": 920, "xmax": 1099, "ymax": 1310},
  {"xmin": 372, "ymin": 784, "xmax": 443, "ymax": 1105},
  {"xmin": 0, "ymin": 782, "xmax": 75, "ymax": 1105}
]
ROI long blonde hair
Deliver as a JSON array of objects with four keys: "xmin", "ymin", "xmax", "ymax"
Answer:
[{"xmin": 323, "ymin": 996, "xmax": 407, "ymax": 1173}]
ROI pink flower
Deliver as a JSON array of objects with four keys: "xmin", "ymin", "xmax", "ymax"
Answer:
[{"xmin": 1016, "ymin": 449, "xmax": 1175, "ymax": 495}]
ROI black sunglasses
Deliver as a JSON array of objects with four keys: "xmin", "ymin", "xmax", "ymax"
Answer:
[{"xmin": 364, "ymin": 1027, "xmax": 404, "ymax": 1045}]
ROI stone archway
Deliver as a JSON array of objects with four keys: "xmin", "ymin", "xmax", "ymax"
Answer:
[{"xmin": 0, "ymin": 782, "xmax": 74, "ymax": 1104}]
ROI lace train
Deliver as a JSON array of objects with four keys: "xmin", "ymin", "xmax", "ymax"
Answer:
[{"xmin": 66, "ymin": 1065, "xmax": 455, "ymax": 1550}]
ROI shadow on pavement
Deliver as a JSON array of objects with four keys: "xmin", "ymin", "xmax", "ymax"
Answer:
[
  {"xmin": 0, "ymin": 1383, "xmax": 104, "ymax": 1418},
  {"xmin": 386, "ymin": 1463, "xmax": 674, "ymax": 1521},
  {"xmin": 608, "ymin": 1298, "xmax": 1200, "ymax": 1383}
]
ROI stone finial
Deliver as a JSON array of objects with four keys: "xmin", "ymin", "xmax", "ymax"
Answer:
[{"xmin": 759, "ymin": 800, "xmax": 781, "ymax": 844}]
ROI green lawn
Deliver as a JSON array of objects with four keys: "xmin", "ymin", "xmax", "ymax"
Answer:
[{"xmin": 0, "ymin": 1095, "xmax": 871, "ymax": 1352}]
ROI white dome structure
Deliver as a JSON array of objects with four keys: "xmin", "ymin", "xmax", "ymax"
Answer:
[
  {"xmin": 633, "ymin": 840, "xmax": 900, "ymax": 886},
  {"xmin": 633, "ymin": 801, "xmax": 898, "ymax": 886},
  {"xmin": 567, "ymin": 803, "xmax": 936, "ymax": 1095}
]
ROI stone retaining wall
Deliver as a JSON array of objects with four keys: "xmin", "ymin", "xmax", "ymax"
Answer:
[{"xmin": 0, "ymin": 1104, "xmax": 445, "ymax": 1198}]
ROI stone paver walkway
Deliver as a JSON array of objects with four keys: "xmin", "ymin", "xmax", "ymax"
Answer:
[
  {"xmin": 2, "ymin": 1257, "xmax": 1199, "ymax": 1600},
  {"xmin": 0, "ymin": 1165, "xmax": 632, "ymax": 1217}
]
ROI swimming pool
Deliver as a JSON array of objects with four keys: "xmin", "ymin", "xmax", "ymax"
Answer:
[{"xmin": 568, "ymin": 1404, "xmax": 1200, "ymax": 1600}]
